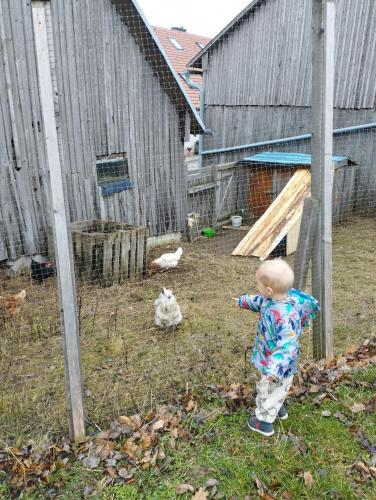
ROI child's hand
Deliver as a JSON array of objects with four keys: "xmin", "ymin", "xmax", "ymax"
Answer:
[{"xmin": 232, "ymin": 297, "xmax": 239, "ymax": 307}]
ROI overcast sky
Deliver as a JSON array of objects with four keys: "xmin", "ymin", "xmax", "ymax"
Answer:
[{"xmin": 137, "ymin": 0, "xmax": 251, "ymax": 38}]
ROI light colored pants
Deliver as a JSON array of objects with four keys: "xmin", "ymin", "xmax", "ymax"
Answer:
[{"xmin": 255, "ymin": 375, "xmax": 294, "ymax": 423}]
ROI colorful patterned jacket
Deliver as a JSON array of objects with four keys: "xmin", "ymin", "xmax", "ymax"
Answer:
[{"xmin": 237, "ymin": 289, "xmax": 320, "ymax": 380}]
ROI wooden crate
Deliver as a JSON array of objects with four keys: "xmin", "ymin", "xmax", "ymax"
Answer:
[{"xmin": 71, "ymin": 220, "xmax": 147, "ymax": 285}]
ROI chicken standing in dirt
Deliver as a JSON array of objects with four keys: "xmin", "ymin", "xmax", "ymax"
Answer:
[
  {"xmin": 152, "ymin": 247, "xmax": 183, "ymax": 270},
  {"xmin": 154, "ymin": 288, "xmax": 182, "ymax": 331},
  {"xmin": 0, "ymin": 290, "xmax": 26, "ymax": 319}
]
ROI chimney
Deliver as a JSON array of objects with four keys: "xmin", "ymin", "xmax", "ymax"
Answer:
[{"xmin": 171, "ymin": 26, "xmax": 187, "ymax": 32}]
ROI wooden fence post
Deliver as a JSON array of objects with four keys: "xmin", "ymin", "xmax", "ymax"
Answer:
[
  {"xmin": 311, "ymin": 0, "xmax": 335, "ymax": 360},
  {"xmin": 32, "ymin": 1, "xmax": 85, "ymax": 441},
  {"xmin": 293, "ymin": 197, "xmax": 319, "ymax": 290}
]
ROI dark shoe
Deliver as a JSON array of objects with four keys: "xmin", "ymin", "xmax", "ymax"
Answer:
[
  {"xmin": 278, "ymin": 405, "xmax": 288, "ymax": 420},
  {"xmin": 247, "ymin": 416, "xmax": 274, "ymax": 436}
]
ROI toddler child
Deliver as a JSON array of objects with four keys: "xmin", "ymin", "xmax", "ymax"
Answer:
[{"xmin": 234, "ymin": 258, "xmax": 319, "ymax": 436}]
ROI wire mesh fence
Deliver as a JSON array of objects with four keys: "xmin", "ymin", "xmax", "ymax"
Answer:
[{"xmin": 0, "ymin": 0, "xmax": 375, "ymax": 444}]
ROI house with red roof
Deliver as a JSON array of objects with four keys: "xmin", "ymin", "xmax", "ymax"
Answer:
[{"xmin": 153, "ymin": 26, "xmax": 210, "ymax": 110}]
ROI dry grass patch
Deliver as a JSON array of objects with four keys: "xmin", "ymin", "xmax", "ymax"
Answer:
[{"xmin": 0, "ymin": 216, "xmax": 375, "ymax": 443}]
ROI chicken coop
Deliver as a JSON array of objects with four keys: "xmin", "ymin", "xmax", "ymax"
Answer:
[
  {"xmin": 231, "ymin": 152, "xmax": 359, "ymax": 259},
  {"xmin": 238, "ymin": 152, "xmax": 358, "ymax": 224}
]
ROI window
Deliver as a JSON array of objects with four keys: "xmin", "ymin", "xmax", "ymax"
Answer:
[
  {"xmin": 196, "ymin": 41, "xmax": 205, "ymax": 49},
  {"xmin": 96, "ymin": 154, "xmax": 132, "ymax": 196},
  {"xmin": 168, "ymin": 37, "xmax": 184, "ymax": 50}
]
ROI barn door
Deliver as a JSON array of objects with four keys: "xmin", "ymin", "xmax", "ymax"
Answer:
[{"xmin": 249, "ymin": 167, "xmax": 274, "ymax": 218}]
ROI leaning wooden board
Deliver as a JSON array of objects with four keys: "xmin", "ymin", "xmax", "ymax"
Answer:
[{"xmin": 232, "ymin": 169, "xmax": 311, "ymax": 260}]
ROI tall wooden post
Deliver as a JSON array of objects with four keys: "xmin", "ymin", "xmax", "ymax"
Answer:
[
  {"xmin": 32, "ymin": 1, "xmax": 86, "ymax": 441},
  {"xmin": 311, "ymin": 0, "xmax": 335, "ymax": 360}
]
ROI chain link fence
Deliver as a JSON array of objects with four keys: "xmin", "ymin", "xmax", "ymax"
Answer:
[{"xmin": 1, "ymin": 0, "xmax": 375, "ymax": 443}]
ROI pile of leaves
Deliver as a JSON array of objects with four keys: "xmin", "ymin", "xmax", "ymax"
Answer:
[
  {"xmin": 0, "ymin": 394, "xmax": 197, "ymax": 498},
  {"xmin": 208, "ymin": 338, "xmax": 376, "ymax": 409}
]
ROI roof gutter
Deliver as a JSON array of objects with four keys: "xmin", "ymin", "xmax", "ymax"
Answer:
[
  {"xmin": 181, "ymin": 69, "xmax": 201, "ymax": 91},
  {"xmin": 201, "ymin": 122, "xmax": 376, "ymax": 156}
]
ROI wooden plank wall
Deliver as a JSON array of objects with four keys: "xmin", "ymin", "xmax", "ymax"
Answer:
[
  {"xmin": 187, "ymin": 162, "xmax": 251, "ymax": 228},
  {"xmin": 202, "ymin": 108, "xmax": 376, "ymax": 214},
  {"xmin": 0, "ymin": 0, "xmax": 187, "ymax": 261},
  {"xmin": 201, "ymin": 0, "xmax": 376, "ymax": 213},
  {"xmin": 205, "ymin": 0, "xmax": 376, "ymax": 108}
]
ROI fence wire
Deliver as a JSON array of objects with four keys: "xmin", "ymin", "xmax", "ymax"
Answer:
[{"xmin": 0, "ymin": 0, "xmax": 375, "ymax": 443}]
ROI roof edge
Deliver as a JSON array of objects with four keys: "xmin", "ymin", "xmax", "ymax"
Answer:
[
  {"xmin": 189, "ymin": 0, "xmax": 262, "ymax": 68},
  {"xmin": 111, "ymin": 0, "xmax": 205, "ymax": 134}
]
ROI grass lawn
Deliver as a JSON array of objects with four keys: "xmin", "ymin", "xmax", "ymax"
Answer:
[{"xmin": 1, "ymin": 364, "xmax": 374, "ymax": 499}]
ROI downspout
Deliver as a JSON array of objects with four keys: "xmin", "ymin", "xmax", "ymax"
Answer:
[
  {"xmin": 181, "ymin": 69, "xmax": 211, "ymax": 168},
  {"xmin": 199, "ymin": 83, "xmax": 205, "ymax": 168}
]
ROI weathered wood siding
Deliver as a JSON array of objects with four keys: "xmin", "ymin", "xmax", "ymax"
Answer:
[
  {"xmin": 0, "ymin": 0, "xmax": 187, "ymax": 261},
  {"xmin": 187, "ymin": 163, "xmax": 250, "ymax": 227},
  {"xmin": 201, "ymin": 0, "xmax": 376, "ymax": 212}
]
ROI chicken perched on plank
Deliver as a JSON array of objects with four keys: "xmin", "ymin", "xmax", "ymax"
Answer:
[
  {"xmin": 154, "ymin": 288, "xmax": 182, "ymax": 331},
  {"xmin": 0, "ymin": 290, "xmax": 26, "ymax": 318},
  {"xmin": 152, "ymin": 247, "xmax": 183, "ymax": 271}
]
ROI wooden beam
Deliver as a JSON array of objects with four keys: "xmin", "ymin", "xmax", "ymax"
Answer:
[
  {"xmin": 232, "ymin": 169, "xmax": 311, "ymax": 258},
  {"xmin": 32, "ymin": 1, "xmax": 85, "ymax": 442},
  {"xmin": 293, "ymin": 197, "xmax": 319, "ymax": 290},
  {"xmin": 311, "ymin": 0, "xmax": 335, "ymax": 360}
]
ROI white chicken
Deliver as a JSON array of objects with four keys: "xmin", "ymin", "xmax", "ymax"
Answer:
[
  {"xmin": 152, "ymin": 247, "xmax": 183, "ymax": 270},
  {"xmin": 154, "ymin": 288, "xmax": 182, "ymax": 331}
]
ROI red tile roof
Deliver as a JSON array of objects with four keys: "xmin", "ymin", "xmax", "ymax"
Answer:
[{"xmin": 153, "ymin": 27, "xmax": 211, "ymax": 109}]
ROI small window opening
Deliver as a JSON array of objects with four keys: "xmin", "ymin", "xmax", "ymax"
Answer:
[
  {"xmin": 96, "ymin": 153, "xmax": 132, "ymax": 196},
  {"xmin": 168, "ymin": 37, "xmax": 184, "ymax": 50}
]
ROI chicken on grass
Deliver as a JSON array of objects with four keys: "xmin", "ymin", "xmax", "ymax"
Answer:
[
  {"xmin": 152, "ymin": 247, "xmax": 183, "ymax": 271},
  {"xmin": 154, "ymin": 288, "xmax": 182, "ymax": 331},
  {"xmin": 0, "ymin": 290, "xmax": 26, "ymax": 319}
]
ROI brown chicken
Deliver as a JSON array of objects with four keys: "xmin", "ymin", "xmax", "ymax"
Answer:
[{"xmin": 0, "ymin": 290, "xmax": 26, "ymax": 318}]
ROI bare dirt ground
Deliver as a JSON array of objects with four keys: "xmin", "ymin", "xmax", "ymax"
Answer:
[{"xmin": 0, "ymin": 216, "xmax": 375, "ymax": 443}]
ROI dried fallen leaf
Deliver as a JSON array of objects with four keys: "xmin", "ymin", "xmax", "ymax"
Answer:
[
  {"xmin": 191, "ymin": 487, "xmax": 209, "ymax": 500},
  {"xmin": 118, "ymin": 468, "xmax": 133, "ymax": 480},
  {"xmin": 350, "ymin": 403, "xmax": 366, "ymax": 413},
  {"xmin": 336, "ymin": 357, "xmax": 347, "ymax": 368},
  {"xmin": 141, "ymin": 433, "xmax": 152, "ymax": 450},
  {"xmin": 119, "ymin": 415, "xmax": 132, "ymax": 426},
  {"xmin": 281, "ymin": 492, "xmax": 293, "ymax": 499},
  {"xmin": 303, "ymin": 471, "xmax": 314, "ymax": 489},
  {"xmin": 186, "ymin": 399, "xmax": 196, "ymax": 412},
  {"xmin": 82, "ymin": 455, "xmax": 100, "ymax": 469},
  {"xmin": 309, "ymin": 384, "xmax": 320, "ymax": 393},
  {"xmin": 176, "ymin": 483, "xmax": 195, "ymax": 494},
  {"xmin": 346, "ymin": 344, "xmax": 356, "ymax": 354},
  {"xmin": 205, "ymin": 478, "xmax": 218, "ymax": 488},
  {"xmin": 152, "ymin": 419, "xmax": 165, "ymax": 431}
]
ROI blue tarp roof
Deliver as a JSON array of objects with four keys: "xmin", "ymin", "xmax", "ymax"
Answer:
[{"xmin": 241, "ymin": 152, "xmax": 348, "ymax": 165}]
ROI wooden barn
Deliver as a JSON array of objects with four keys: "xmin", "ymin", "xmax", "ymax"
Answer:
[
  {"xmin": 0, "ymin": 0, "xmax": 204, "ymax": 262},
  {"xmin": 189, "ymin": 0, "xmax": 376, "ymax": 218}
]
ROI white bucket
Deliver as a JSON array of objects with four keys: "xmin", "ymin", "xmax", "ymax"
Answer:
[{"xmin": 231, "ymin": 215, "xmax": 243, "ymax": 227}]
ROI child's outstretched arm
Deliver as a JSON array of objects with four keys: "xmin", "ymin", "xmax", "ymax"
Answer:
[{"xmin": 233, "ymin": 294, "xmax": 265, "ymax": 312}]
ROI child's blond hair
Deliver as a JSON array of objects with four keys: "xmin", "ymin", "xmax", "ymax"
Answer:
[{"xmin": 256, "ymin": 259, "xmax": 294, "ymax": 294}]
